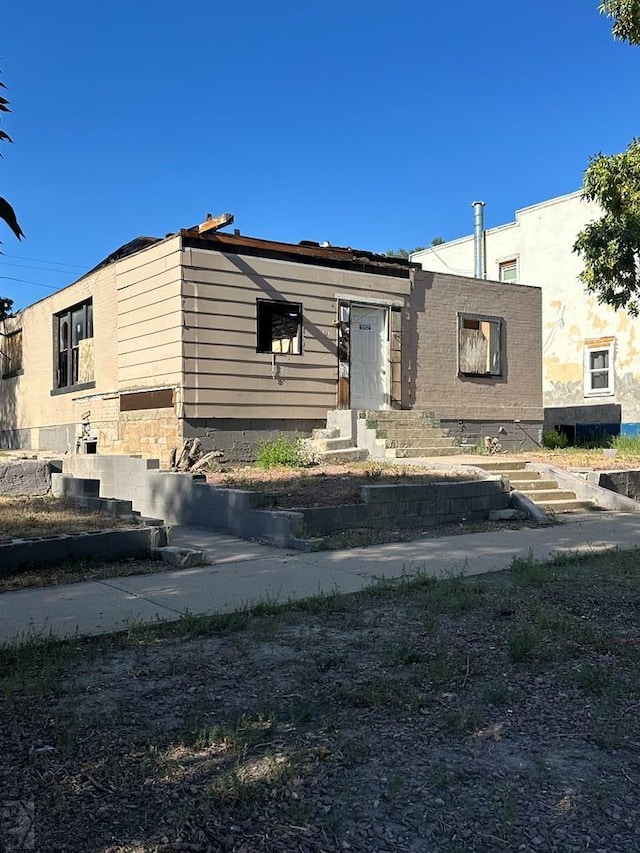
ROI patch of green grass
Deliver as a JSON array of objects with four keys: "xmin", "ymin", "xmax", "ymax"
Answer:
[
  {"xmin": 611, "ymin": 434, "xmax": 640, "ymax": 455},
  {"xmin": 388, "ymin": 638, "xmax": 423, "ymax": 666},
  {"xmin": 507, "ymin": 624, "xmax": 539, "ymax": 663},
  {"xmin": 444, "ymin": 704, "xmax": 483, "ymax": 735}
]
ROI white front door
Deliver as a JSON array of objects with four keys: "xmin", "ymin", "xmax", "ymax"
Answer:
[{"xmin": 350, "ymin": 305, "xmax": 388, "ymax": 410}]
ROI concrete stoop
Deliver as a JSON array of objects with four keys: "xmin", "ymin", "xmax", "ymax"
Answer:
[
  {"xmin": 363, "ymin": 410, "xmax": 478, "ymax": 460},
  {"xmin": 477, "ymin": 460, "xmax": 596, "ymax": 514}
]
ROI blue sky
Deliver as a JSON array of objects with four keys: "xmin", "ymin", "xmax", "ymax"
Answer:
[{"xmin": 2, "ymin": 0, "xmax": 639, "ymax": 310}]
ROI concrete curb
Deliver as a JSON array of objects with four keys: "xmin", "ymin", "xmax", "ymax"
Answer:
[{"xmin": 0, "ymin": 526, "xmax": 171, "ymax": 576}]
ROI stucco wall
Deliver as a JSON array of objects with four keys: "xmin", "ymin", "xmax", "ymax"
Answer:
[{"xmin": 412, "ymin": 192, "xmax": 640, "ymax": 432}]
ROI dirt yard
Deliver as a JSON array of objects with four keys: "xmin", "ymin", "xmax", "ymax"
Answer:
[
  {"xmin": 2, "ymin": 548, "xmax": 639, "ymax": 852},
  {"xmin": 205, "ymin": 462, "xmax": 475, "ymax": 508}
]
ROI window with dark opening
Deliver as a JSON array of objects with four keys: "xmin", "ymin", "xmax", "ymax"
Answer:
[
  {"xmin": 458, "ymin": 314, "xmax": 502, "ymax": 376},
  {"xmin": 55, "ymin": 299, "xmax": 94, "ymax": 389},
  {"xmin": 256, "ymin": 300, "xmax": 302, "ymax": 354}
]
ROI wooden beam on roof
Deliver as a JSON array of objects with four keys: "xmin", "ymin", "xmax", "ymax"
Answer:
[{"xmin": 198, "ymin": 213, "xmax": 235, "ymax": 234}]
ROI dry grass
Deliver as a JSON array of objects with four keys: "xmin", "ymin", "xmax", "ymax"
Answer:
[
  {"xmin": 206, "ymin": 461, "xmax": 475, "ymax": 508},
  {"xmin": 515, "ymin": 447, "xmax": 640, "ymax": 471},
  {"xmin": 0, "ymin": 495, "xmax": 139, "ymax": 542},
  {"xmin": 2, "ymin": 549, "xmax": 640, "ymax": 852}
]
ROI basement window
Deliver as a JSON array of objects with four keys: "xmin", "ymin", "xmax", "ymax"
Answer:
[
  {"xmin": 458, "ymin": 314, "xmax": 502, "ymax": 377},
  {"xmin": 1, "ymin": 329, "xmax": 23, "ymax": 378},
  {"xmin": 54, "ymin": 299, "xmax": 94, "ymax": 390},
  {"xmin": 256, "ymin": 300, "xmax": 302, "ymax": 354}
]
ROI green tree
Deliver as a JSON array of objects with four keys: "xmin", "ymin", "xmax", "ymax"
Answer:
[
  {"xmin": 574, "ymin": 139, "xmax": 640, "ymax": 314},
  {"xmin": 600, "ymin": 1, "xmax": 640, "ymax": 45},
  {"xmin": 430, "ymin": 236, "xmax": 445, "ymax": 246},
  {"xmin": 0, "ymin": 70, "xmax": 23, "ymax": 321},
  {"xmin": 386, "ymin": 246, "xmax": 427, "ymax": 259},
  {"xmin": 573, "ymin": 5, "xmax": 640, "ymax": 313}
]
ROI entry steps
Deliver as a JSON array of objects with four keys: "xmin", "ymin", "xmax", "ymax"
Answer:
[
  {"xmin": 365, "ymin": 410, "xmax": 477, "ymax": 459},
  {"xmin": 307, "ymin": 410, "xmax": 477, "ymax": 463},
  {"xmin": 477, "ymin": 460, "xmax": 595, "ymax": 514}
]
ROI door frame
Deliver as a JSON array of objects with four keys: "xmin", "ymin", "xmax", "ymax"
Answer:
[{"xmin": 337, "ymin": 297, "xmax": 402, "ymax": 411}]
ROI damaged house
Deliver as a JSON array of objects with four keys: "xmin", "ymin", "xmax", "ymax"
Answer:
[{"xmin": 0, "ymin": 215, "xmax": 542, "ymax": 465}]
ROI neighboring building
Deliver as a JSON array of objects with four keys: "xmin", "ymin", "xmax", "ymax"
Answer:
[
  {"xmin": 0, "ymin": 218, "xmax": 542, "ymax": 464},
  {"xmin": 412, "ymin": 191, "xmax": 639, "ymax": 441}
]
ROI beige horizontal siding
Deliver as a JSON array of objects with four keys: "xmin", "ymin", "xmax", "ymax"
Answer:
[
  {"xmin": 180, "ymin": 247, "xmax": 410, "ymax": 421},
  {"xmin": 116, "ymin": 238, "xmax": 183, "ymax": 391}
]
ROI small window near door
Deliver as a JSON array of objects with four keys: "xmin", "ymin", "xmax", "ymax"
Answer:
[
  {"xmin": 256, "ymin": 300, "xmax": 302, "ymax": 354},
  {"xmin": 584, "ymin": 340, "xmax": 614, "ymax": 396},
  {"xmin": 459, "ymin": 314, "xmax": 503, "ymax": 376},
  {"xmin": 498, "ymin": 259, "xmax": 518, "ymax": 283}
]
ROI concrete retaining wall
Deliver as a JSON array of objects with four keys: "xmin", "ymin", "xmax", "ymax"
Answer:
[
  {"xmin": 61, "ymin": 455, "xmax": 510, "ymax": 549},
  {"xmin": 0, "ymin": 526, "xmax": 170, "ymax": 575},
  {"xmin": 0, "ymin": 459, "xmax": 63, "ymax": 496},
  {"xmin": 586, "ymin": 469, "xmax": 640, "ymax": 503},
  {"xmin": 297, "ymin": 480, "xmax": 509, "ymax": 536}
]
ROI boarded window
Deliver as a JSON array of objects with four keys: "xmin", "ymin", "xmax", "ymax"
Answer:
[
  {"xmin": 1, "ymin": 329, "xmax": 23, "ymax": 377},
  {"xmin": 256, "ymin": 300, "xmax": 302, "ymax": 354},
  {"xmin": 55, "ymin": 300, "xmax": 94, "ymax": 389},
  {"xmin": 459, "ymin": 315, "xmax": 502, "ymax": 376}
]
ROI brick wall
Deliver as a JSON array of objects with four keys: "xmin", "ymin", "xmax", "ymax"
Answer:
[{"xmin": 405, "ymin": 270, "xmax": 543, "ymax": 424}]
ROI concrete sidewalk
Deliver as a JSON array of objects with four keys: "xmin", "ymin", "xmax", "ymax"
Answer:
[{"xmin": 1, "ymin": 512, "xmax": 639, "ymax": 645}]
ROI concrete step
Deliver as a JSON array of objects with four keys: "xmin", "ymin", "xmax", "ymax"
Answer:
[
  {"xmin": 521, "ymin": 489, "xmax": 579, "ymax": 503},
  {"xmin": 478, "ymin": 460, "xmax": 528, "ymax": 472},
  {"xmin": 311, "ymin": 437, "xmax": 354, "ymax": 452},
  {"xmin": 316, "ymin": 448, "xmax": 369, "ymax": 463},
  {"xmin": 312, "ymin": 427, "xmax": 340, "ymax": 440},
  {"xmin": 498, "ymin": 469, "xmax": 543, "ymax": 482},
  {"xmin": 511, "ymin": 479, "xmax": 559, "ymax": 492},
  {"xmin": 386, "ymin": 436, "xmax": 458, "ymax": 449},
  {"xmin": 394, "ymin": 446, "xmax": 478, "ymax": 458},
  {"xmin": 536, "ymin": 499, "xmax": 596, "ymax": 513},
  {"xmin": 376, "ymin": 427, "xmax": 451, "ymax": 441}
]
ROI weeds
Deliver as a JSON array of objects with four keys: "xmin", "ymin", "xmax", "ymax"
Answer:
[{"xmin": 255, "ymin": 433, "xmax": 310, "ymax": 469}]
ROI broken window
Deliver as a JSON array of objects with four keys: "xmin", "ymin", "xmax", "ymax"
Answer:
[
  {"xmin": 256, "ymin": 300, "xmax": 302, "ymax": 354},
  {"xmin": 55, "ymin": 299, "xmax": 94, "ymax": 389},
  {"xmin": 1, "ymin": 329, "xmax": 23, "ymax": 378},
  {"xmin": 458, "ymin": 314, "xmax": 502, "ymax": 377}
]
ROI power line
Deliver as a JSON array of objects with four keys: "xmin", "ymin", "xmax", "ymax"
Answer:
[
  {"xmin": 0, "ymin": 260, "xmax": 81, "ymax": 276},
  {"xmin": 0, "ymin": 252, "xmax": 86, "ymax": 270},
  {"xmin": 0, "ymin": 276, "xmax": 61, "ymax": 290}
]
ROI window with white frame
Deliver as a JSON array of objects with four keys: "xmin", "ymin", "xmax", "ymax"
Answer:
[
  {"xmin": 584, "ymin": 340, "xmax": 614, "ymax": 396},
  {"xmin": 498, "ymin": 259, "xmax": 518, "ymax": 283}
]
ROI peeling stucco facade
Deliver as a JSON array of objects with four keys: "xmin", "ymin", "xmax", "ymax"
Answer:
[{"xmin": 412, "ymin": 191, "xmax": 640, "ymax": 439}]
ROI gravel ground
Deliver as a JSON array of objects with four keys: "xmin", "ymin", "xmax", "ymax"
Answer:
[{"xmin": 2, "ymin": 547, "xmax": 639, "ymax": 852}]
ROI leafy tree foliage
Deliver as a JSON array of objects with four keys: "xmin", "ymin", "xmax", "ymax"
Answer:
[
  {"xmin": 600, "ymin": 0, "xmax": 640, "ymax": 45},
  {"xmin": 573, "ymin": 6, "xmax": 640, "ymax": 313},
  {"xmin": 574, "ymin": 139, "xmax": 640, "ymax": 314},
  {"xmin": 0, "ymin": 70, "xmax": 23, "ymax": 320},
  {"xmin": 386, "ymin": 246, "xmax": 427, "ymax": 259}
]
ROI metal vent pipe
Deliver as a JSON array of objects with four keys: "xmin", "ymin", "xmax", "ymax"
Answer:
[{"xmin": 471, "ymin": 200, "xmax": 486, "ymax": 279}]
